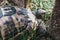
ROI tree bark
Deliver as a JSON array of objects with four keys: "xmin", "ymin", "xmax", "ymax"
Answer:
[
  {"xmin": 11, "ymin": 0, "xmax": 30, "ymax": 8},
  {"xmin": 51, "ymin": 0, "xmax": 60, "ymax": 40},
  {"xmin": 14, "ymin": 0, "xmax": 24, "ymax": 7}
]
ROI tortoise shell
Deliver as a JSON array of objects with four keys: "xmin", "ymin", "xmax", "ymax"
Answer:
[{"xmin": 0, "ymin": 6, "xmax": 36, "ymax": 40}]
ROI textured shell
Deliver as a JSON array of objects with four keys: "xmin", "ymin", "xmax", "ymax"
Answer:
[{"xmin": 0, "ymin": 6, "xmax": 37, "ymax": 40}]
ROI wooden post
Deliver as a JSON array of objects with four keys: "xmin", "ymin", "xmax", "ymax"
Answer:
[
  {"xmin": 50, "ymin": 0, "xmax": 60, "ymax": 40},
  {"xmin": 24, "ymin": 0, "xmax": 30, "ymax": 8}
]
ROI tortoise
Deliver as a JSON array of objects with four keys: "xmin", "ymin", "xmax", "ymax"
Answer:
[
  {"xmin": 0, "ymin": 0, "xmax": 52, "ymax": 40},
  {"xmin": 0, "ymin": 0, "xmax": 38, "ymax": 40}
]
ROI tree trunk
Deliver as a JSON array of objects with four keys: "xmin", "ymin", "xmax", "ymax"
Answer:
[
  {"xmin": 11, "ymin": 0, "xmax": 30, "ymax": 8},
  {"xmin": 13, "ymin": 0, "xmax": 25, "ymax": 7},
  {"xmin": 51, "ymin": 0, "xmax": 60, "ymax": 40}
]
